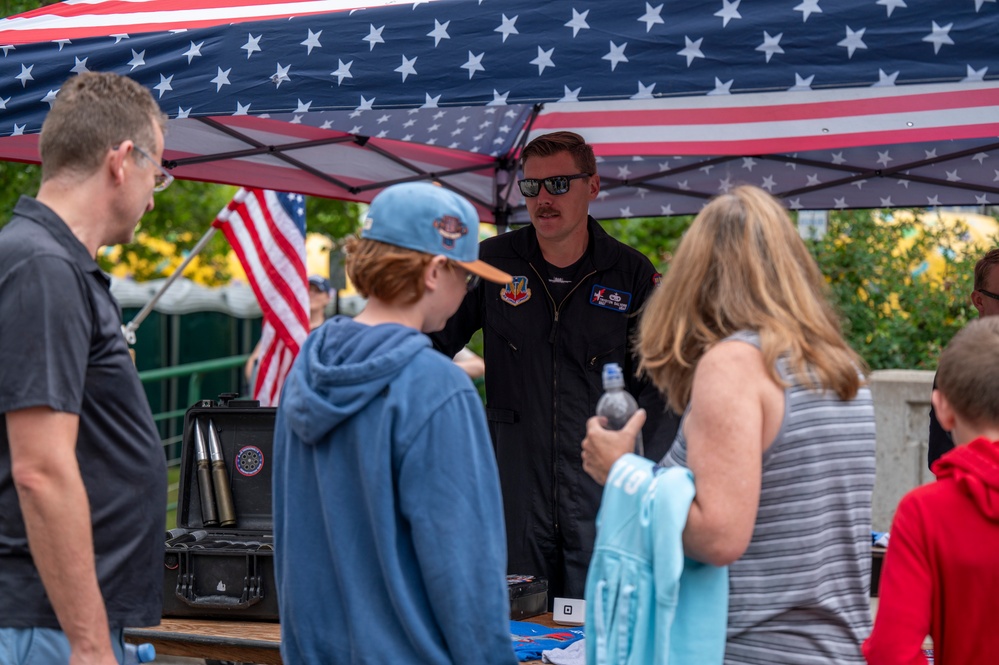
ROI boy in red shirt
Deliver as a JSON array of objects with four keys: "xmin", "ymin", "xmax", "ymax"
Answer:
[{"xmin": 864, "ymin": 316, "xmax": 999, "ymax": 664}]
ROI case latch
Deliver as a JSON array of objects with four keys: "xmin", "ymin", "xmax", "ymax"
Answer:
[{"xmin": 174, "ymin": 551, "xmax": 264, "ymax": 610}]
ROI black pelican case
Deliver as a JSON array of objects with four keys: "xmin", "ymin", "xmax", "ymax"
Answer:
[
  {"xmin": 162, "ymin": 394, "xmax": 279, "ymax": 621},
  {"xmin": 162, "ymin": 394, "xmax": 548, "ymax": 622}
]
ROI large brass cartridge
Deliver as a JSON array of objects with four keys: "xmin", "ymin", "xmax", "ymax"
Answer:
[
  {"xmin": 206, "ymin": 419, "xmax": 237, "ymax": 527},
  {"xmin": 192, "ymin": 420, "xmax": 219, "ymax": 527}
]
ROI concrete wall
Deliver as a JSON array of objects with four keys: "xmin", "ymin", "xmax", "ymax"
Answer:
[{"xmin": 869, "ymin": 369, "xmax": 937, "ymax": 532}]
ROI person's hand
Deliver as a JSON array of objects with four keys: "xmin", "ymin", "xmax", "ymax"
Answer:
[{"xmin": 581, "ymin": 409, "xmax": 647, "ymax": 485}]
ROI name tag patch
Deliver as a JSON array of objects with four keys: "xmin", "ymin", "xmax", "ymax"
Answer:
[{"xmin": 589, "ymin": 284, "xmax": 632, "ymax": 313}]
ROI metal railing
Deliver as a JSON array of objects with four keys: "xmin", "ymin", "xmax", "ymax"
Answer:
[{"xmin": 138, "ymin": 354, "xmax": 249, "ymax": 515}]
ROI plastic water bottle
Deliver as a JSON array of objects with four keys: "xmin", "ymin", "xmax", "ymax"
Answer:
[
  {"xmin": 123, "ymin": 642, "xmax": 156, "ymax": 664},
  {"xmin": 595, "ymin": 363, "xmax": 644, "ymax": 457}
]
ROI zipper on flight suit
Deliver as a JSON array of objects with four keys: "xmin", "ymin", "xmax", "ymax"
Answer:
[{"xmin": 529, "ymin": 262, "xmax": 597, "ymax": 536}]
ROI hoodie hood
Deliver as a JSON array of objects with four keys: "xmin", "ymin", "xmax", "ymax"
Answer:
[
  {"xmin": 932, "ymin": 437, "xmax": 999, "ymax": 521},
  {"xmin": 279, "ymin": 316, "xmax": 431, "ymax": 446}
]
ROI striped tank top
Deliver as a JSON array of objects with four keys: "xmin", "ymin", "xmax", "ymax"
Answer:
[{"xmin": 661, "ymin": 331, "xmax": 875, "ymax": 664}]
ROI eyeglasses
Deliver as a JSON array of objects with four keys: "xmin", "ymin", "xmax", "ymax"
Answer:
[
  {"xmin": 115, "ymin": 142, "xmax": 174, "ymax": 192},
  {"xmin": 517, "ymin": 173, "xmax": 592, "ymax": 198},
  {"xmin": 448, "ymin": 261, "xmax": 481, "ymax": 292},
  {"xmin": 132, "ymin": 144, "xmax": 174, "ymax": 192},
  {"xmin": 978, "ymin": 288, "xmax": 999, "ymax": 302}
]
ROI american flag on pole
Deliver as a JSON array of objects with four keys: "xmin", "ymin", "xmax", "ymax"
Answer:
[{"xmin": 213, "ymin": 188, "xmax": 309, "ymax": 407}]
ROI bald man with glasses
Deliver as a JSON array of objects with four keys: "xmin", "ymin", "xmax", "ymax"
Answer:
[
  {"xmin": 432, "ymin": 131, "xmax": 679, "ymax": 605},
  {"xmin": 928, "ymin": 248, "xmax": 999, "ymax": 469}
]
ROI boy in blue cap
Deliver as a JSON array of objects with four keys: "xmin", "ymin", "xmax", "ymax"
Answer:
[{"xmin": 272, "ymin": 183, "xmax": 517, "ymax": 664}]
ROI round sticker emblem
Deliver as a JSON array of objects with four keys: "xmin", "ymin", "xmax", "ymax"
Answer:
[{"xmin": 235, "ymin": 445, "xmax": 264, "ymax": 477}]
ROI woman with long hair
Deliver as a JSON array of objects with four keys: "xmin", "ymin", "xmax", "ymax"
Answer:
[{"xmin": 582, "ymin": 185, "xmax": 875, "ymax": 664}]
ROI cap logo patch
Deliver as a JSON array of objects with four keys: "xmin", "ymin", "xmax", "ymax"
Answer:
[
  {"xmin": 501, "ymin": 276, "xmax": 532, "ymax": 306},
  {"xmin": 433, "ymin": 214, "xmax": 468, "ymax": 250},
  {"xmin": 589, "ymin": 284, "xmax": 632, "ymax": 313}
]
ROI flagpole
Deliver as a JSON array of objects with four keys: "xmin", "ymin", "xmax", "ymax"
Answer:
[{"xmin": 121, "ymin": 225, "xmax": 219, "ymax": 345}]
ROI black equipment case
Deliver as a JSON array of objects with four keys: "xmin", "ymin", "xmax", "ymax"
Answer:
[
  {"xmin": 162, "ymin": 394, "xmax": 279, "ymax": 621},
  {"xmin": 162, "ymin": 393, "xmax": 547, "ymax": 622}
]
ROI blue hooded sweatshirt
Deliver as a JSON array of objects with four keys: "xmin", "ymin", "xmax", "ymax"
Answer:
[{"xmin": 273, "ymin": 316, "xmax": 517, "ymax": 665}]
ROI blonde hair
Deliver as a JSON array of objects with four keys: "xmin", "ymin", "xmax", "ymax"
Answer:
[
  {"xmin": 344, "ymin": 236, "xmax": 433, "ymax": 306},
  {"xmin": 936, "ymin": 317, "xmax": 999, "ymax": 428},
  {"xmin": 638, "ymin": 185, "xmax": 865, "ymax": 413},
  {"xmin": 39, "ymin": 72, "xmax": 167, "ymax": 181}
]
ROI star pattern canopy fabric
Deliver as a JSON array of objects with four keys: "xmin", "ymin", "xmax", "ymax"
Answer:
[{"xmin": 0, "ymin": 0, "xmax": 997, "ymax": 218}]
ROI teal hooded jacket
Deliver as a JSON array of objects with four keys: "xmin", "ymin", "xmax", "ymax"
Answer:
[{"xmin": 586, "ymin": 454, "xmax": 728, "ymax": 665}]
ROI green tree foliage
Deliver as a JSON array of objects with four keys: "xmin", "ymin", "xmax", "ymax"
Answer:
[
  {"xmin": 806, "ymin": 210, "xmax": 985, "ymax": 371},
  {"xmin": 105, "ymin": 184, "xmax": 362, "ymax": 283},
  {"xmin": 1, "ymin": 0, "xmax": 364, "ymax": 280},
  {"xmin": 2, "ymin": 0, "xmax": 57, "ymax": 16},
  {"xmin": 0, "ymin": 159, "xmax": 361, "ymax": 284},
  {"xmin": 0, "ymin": 162, "xmax": 41, "ymax": 219},
  {"xmin": 599, "ymin": 209, "xmax": 991, "ymax": 371},
  {"xmin": 599, "ymin": 215, "xmax": 694, "ymax": 272},
  {"xmin": 0, "ymin": 0, "xmax": 987, "ymax": 368},
  {"xmin": 111, "ymin": 180, "xmax": 240, "ymax": 282},
  {"xmin": 2, "ymin": 128, "xmax": 988, "ymax": 369},
  {"xmin": 307, "ymin": 197, "xmax": 365, "ymax": 249}
]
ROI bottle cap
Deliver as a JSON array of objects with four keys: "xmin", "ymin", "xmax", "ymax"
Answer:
[
  {"xmin": 601, "ymin": 362, "xmax": 625, "ymax": 389},
  {"xmin": 136, "ymin": 643, "xmax": 156, "ymax": 662}
]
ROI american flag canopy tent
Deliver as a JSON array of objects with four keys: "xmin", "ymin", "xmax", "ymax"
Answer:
[{"xmin": 1, "ymin": 0, "xmax": 998, "ymax": 220}]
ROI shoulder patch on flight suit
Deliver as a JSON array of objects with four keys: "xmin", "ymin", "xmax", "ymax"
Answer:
[{"xmin": 501, "ymin": 276, "xmax": 532, "ymax": 306}]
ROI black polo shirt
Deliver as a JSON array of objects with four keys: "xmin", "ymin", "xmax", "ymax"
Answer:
[{"xmin": 0, "ymin": 196, "xmax": 166, "ymax": 629}]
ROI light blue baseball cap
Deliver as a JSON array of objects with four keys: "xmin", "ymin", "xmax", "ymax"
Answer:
[{"xmin": 362, "ymin": 182, "xmax": 512, "ymax": 284}]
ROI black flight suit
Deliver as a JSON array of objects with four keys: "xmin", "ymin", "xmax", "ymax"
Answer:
[{"xmin": 432, "ymin": 217, "xmax": 678, "ymax": 601}]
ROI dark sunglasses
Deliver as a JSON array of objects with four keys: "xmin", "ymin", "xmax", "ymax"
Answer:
[
  {"xmin": 518, "ymin": 173, "xmax": 592, "ymax": 198},
  {"xmin": 979, "ymin": 288, "xmax": 999, "ymax": 302}
]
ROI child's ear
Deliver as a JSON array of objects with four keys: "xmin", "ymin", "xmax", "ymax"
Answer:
[
  {"xmin": 932, "ymin": 389, "xmax": 957, "ymax": 433},
  {"xmin": 424, "ymin": 255, "xmax": 447, "ymax": 291}
]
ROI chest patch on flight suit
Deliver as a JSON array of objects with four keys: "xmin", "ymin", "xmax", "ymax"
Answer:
[
  {"xmin": 589, "ymin": 284, "xmax": 632, "ymax": 313},
  {"xmin": 501, "ymin": 276, "xmax": 532, "ymax": 306}
]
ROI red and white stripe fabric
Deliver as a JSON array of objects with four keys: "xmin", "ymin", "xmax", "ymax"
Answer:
[
  {"xmin": 213, "ymin": 188, "xmax": 308, "ymax": 407},
  {"xmin": 0, "ymin": 0, "xmax": 411, "ymax": 45},
  {"xmin": 530, "ymin": 81, "xmax": 999, "ymax": 157}
]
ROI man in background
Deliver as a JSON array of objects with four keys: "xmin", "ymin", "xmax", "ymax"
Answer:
[
  {"xmin": 928, "ymin": 248, "xmax": 999, "ymax": 468},
  {"xmin": 433, "ymin": 131, "xmax": 678, "ymax": 602},
  {"xmin": 307, "ymin": 274, "xmax": 333, "ymax": 329},
  {"xmin": 245, "ymin": 274, "xmax": 332, "ymax": 390},
  {"xmin": 0, "ymin": 72, "xmax": 169, "ymax": 665}
]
